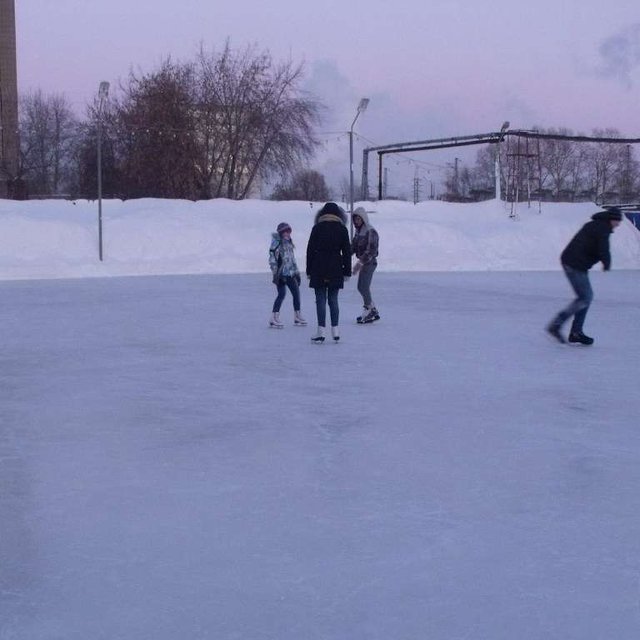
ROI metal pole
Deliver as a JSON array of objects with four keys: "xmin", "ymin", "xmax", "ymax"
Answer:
[
  {"xmin": 96, "ymin": 81, "xmax": 109, "ymax": 261},
  {"xmin": 97, "ymin": 118, "xmax": 103, "ymax": 261},
  {"xmin": 348, "ymin": 98, "xmax": 369, "ymax": 239},
  {"xmin": 361, "ymin": 148, "xmax": 369, "ymax": 201},
  {"xmin": 349, "ymin": 126, "xmax": 354, "ymax": 239},
  {"xmin": 496, "ymin": 121, "xmax": 510, "ymax": 202}
]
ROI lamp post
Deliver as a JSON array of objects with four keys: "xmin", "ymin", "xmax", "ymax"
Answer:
[
  {"xmin": 495, "ymin": 120, "xmax": 509, "ymax": 202},
  {"xmin": 349, "ymin": 97, "xmax": 369, "ymax": 239},
  {"xmin": 97, "ymin": 81, "xmax": 109, "ymax": 261}
]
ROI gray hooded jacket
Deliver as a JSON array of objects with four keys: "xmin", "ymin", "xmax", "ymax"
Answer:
[{"xmin": 351, "ymin": 209, "xmax": 379, "ymax": 266}]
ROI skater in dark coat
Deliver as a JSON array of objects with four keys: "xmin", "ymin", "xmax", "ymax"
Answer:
[
  {"xmin": 306, "ymin": 202, "xmax": 352, "ymax": 342},
  {"xmin": 546, "ymin": 207, "xmax": 623, "ymax": 345}
]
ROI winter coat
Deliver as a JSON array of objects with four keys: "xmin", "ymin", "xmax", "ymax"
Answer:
[
  {"xmin": 560, "ymin": 211, "xmax": 614, "ymax": 271},
  {"xmin": 269, "ymin": 233, "xmax": 300, "ymax": 284},
  {"xmin": 351, "ymin": 210, "xmax": 379, "ymax": 266},
  {"xmin": 306, "ymin": 212, "xmax": 352, "ymax": 289}
]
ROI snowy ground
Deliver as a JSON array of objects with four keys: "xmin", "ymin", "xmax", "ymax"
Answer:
[
  {"xmin": 2, "ymin": 270, "xmax": 640, "ymax": 639},
  {"xmin": 1, "ymin": 198, "xmax": 639, "ymax": 279}
]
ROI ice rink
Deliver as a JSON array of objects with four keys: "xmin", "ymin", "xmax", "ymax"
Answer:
[{"xmin": 2, "ymin": 271, "xmax": 640, "ymax": 639}]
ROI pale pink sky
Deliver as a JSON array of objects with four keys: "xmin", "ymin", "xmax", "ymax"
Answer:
[{"xmin": 15, "ymin": 0, "xmax": 640, "ymax": 192}]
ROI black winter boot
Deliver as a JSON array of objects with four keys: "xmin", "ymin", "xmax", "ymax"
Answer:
[{"xmin": 568, "ymin": 331, "xmax": 594, "ymax": 345}]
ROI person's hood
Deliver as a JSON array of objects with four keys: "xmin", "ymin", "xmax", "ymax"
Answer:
[
  {"xmin": 352, "ymin": 207, "xmax": 372, "ymax": 232},
  {"xmin": 314, "ymin": 202, "xmax": 347, "ymax": 225}
]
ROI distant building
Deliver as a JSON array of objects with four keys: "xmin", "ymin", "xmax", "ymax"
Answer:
[{"xmin": 0, "ymin": 0, "xmax": 19, "ymax": 198}]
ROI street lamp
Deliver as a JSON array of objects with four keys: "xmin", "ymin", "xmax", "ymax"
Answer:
[
  {"xmin": 495, "ymin": 120, "xmax": 509, "ymax": 201},
  {"xmin": 97, "ymin": 81, "xmax": 110, "ymax": 261},
  {"xmin": 349, "ymin": 97, "xmax": 370, "ymax": 238}
]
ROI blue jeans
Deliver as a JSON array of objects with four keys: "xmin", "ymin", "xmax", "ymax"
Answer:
[
  {"xmin": 552, "ymin": 265, "xmax": 594, "ymax": 333},
  {"xmin": 314, "ymin": 286, "xmax": 340, "ymax": 327},
  {"xmin": 272, "ymin": 276, "xmax": 300, "ymax": 313}
]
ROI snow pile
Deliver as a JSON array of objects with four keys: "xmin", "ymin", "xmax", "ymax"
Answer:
[{"xmin": 0, "ymin": 197, "xmax": 639, "ymax": 280}]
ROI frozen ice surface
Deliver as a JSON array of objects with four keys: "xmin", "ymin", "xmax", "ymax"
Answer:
[{"xmin": 1, "ymin": 271, "xmax": 640, "ymax": 639}]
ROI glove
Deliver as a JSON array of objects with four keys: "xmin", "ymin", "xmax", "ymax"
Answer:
[
  {"xmin": 271, "ymin": 271, "xmax": 279, "ymax": 285},
  {"xmin": 294, "ymin": 273, "xmax": 301, "ymax": 286},
  {"xmin": 352, "ymin": 261, "xmax": 362, "ymax": 275}
]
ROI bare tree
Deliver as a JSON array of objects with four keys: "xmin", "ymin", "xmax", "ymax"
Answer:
[
  {"xmin": 80, "ymin": 43, "xmax": 323, "ymax": 200},
  {"xmin": 19, "ymin": 90, "xmax": 78, "ymax": 194},
  {"xmin": 538, "ymin": 128, "xmax": 576, "ymax": 197},
  {"xmin": 271, "ymin": 169, "xmax": 329, "ymax": 200},
  {"xmin": 112, "ymin": 59, "xmax": 199, "ymax": 199},
  {"xmin": 195, "ymin": 42, "xmax": 321, "ymax": 199},
  {"xmin": 584, "ymin": 129, "xmax": 623, "ymax": 199}
]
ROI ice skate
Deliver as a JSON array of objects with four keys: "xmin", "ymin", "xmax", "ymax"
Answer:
[
  {"xmin": 545, "ymin": 322, "xmax": 566, "ymax": 344},
  {"xmin": 310, "ymin": 327, "xmax": 325, "ymax": 343},
  {"xmin": 361, "ymin": 307, "xmax": 380, "ymax": 324},
  {"xmin": 294, "ymin": 310, "xmax": 307, "ymax": 326},
  {"xmin": 269, "ymin": 312, "xmax": 284, "ymax": 329},
  {"xmin": 568, "ymin": 331, "xmax": 594, "ymax": 345}
]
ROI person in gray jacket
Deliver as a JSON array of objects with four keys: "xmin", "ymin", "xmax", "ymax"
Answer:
[{"xmin": 351, "ymin": 207, "xmax": 380, "ymax": 323}]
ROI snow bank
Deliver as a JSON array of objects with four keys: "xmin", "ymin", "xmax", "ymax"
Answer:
[{"xmin": 1, "ymin": 197, "xmax": 639, "ymax": 280}]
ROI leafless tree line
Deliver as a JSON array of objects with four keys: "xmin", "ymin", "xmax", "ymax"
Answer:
[
  {"xmin": 450, "ymin": 128, "xmax": 640, "ymax": 203},
  {"xmin": 18, "ymin": 42, "xmax": 323, "ymax": 200}
]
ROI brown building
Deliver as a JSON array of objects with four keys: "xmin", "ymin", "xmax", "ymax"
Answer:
[{"xmin": 0, "ymin": 0, "xmax": 19, "ymax": 198}]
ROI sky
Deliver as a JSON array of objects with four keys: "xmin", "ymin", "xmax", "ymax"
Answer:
[{"xmin": 14, "ymin": 0, "xmax": 640, "ymax": 193}]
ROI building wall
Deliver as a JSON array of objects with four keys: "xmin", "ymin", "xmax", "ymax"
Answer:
[{"xmin": 0, "ymin": 0, "xmax": 19, "ymax": 198}]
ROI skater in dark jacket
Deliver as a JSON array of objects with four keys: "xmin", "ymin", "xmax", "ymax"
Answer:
[
  {"xmin": 351, "ymin": 207, "xmax": 380, "ymax": 324},
  {"xmin": 546, "ymin": 207, "xmax": 623, "ymax": 345},
  {"xmin": 306, "ymin": 202, "xmax": 351, "ymax": 342}
]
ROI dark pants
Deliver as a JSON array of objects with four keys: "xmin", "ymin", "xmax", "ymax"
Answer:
[
  {"xmin": 272, "ymin": 276, "xmax": 301, "ymax": 313},
  {"xmin": 314, "ymin": 286, "xmax": 340, "ymax": 327},
  {"xmin": 551, "ymin": 264, "xmax": 594, "ymax": 333}
]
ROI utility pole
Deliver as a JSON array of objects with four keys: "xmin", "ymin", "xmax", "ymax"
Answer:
[
  {"xmin": 96, "ymin": 81, "xmax": 110, "ymax": 261},
  {"xmin": 0, "ymin": 0, "xmax": 19, "ymax": 198},
  {"xmin": 623, "ymin": 144, "xmax": 632, "ymax": 202},
  {"xmin": 454, "ymin": 157, "xmax": 459, "ymax": 196},
  {"xmin": 349, "ymin": 98, "xmax": 369, "ymax": 238}
]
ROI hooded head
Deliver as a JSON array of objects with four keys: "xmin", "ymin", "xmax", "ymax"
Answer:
[
  {"xmin": 315, "ymin": 202, "xmax": 347, "ymax": 224},
  {"xmin": 352, "ymin": 206, "xmax": 371, "ymax": 231},
  {"xmin": 276, "ymin": 222, "xmax": 292, "ymax": 236}
]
